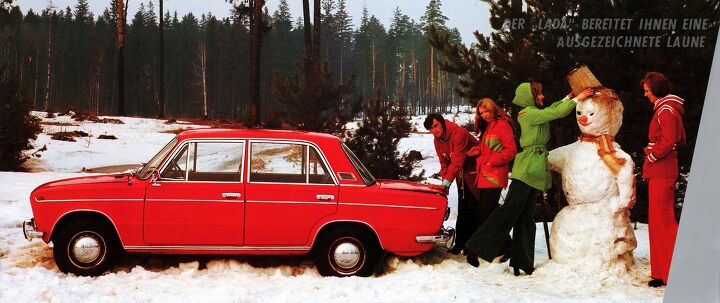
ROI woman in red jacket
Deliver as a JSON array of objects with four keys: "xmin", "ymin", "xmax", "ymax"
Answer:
[
  {"xmin": 641, "ymin": 72, "xmax": 686, "ymax": 287},
  {"xmin": 467, "ymin": 98, "xmax": 518, "ymax": 263}
]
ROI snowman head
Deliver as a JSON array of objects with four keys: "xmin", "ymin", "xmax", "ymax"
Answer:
[{"xmin": 575, "ymin": 89, "xmax": 624, "ymax": 136}]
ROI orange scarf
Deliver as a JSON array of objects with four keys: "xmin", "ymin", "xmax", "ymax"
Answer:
[{"xmin": 579, "ymin": 133, "xmax": 627, "ymax": 174}]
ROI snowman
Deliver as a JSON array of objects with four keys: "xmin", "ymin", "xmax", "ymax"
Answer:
[{"xmin": 547, "ymin": 88, "xmax": 637, "ymax": 276}]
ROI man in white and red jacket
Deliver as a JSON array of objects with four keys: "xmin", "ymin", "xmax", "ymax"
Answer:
[
  {"xmin": 424, "ymin": 113, "xmax": 480, "ymax": 255},
  {"xmin": 641, "ymin": 72, "xmax": 686, "ymax": 288}
]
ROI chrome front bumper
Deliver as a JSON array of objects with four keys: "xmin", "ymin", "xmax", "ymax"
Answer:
[
  {"xmin": 23, "ymin": 219, "xmax": 44, "ymax": 241},
  {"xmin": 415, "ymin": 227, "xmax": 455, "ymax": 248}
]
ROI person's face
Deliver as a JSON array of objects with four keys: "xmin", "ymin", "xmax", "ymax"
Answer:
[
  {"xmin": 430, "ymin": 119, "xmax": 444, "ymax": 138},
  {"xmin": 534, "ymin": 85, "xmax": 545, "ymax": 107},
  {"xmin": 478, "ymin": 106, "xmax": 494, "ymax": 122},
  {"xmin": 643, "ymin": 83, "xmax": 658, "ymax": 103}
]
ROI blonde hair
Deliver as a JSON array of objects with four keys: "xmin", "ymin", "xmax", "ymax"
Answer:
[{"xmin": 475, "ymin": 98, "xmax": 515, "ymax": 134}]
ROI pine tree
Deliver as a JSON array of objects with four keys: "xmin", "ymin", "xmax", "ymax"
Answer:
[
  {"xmin": 0, "ymin": 72, "xmax": 41, "ymax": 171},
  {"xmin": 334, "ymin": 0, "xmax": 352, "ymax": 83},
  {"xmin": 429, "ymin": 0, "xmax": 541, "ymax": 109},
  {"xmin": 345, "ymin": 89, "xmax": 424, "ymax": 181},
  {"xmin": 271, "ymin": 0, "xmax": 356, "ymax": 134}
]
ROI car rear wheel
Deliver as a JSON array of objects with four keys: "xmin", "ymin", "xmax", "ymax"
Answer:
[
  {"xmin": 53, "ymin": 220, "xmax": 119, "ymax": 276},
  {"xmin": 314, "ymin": 227, "xmax": 380, "ymax": 277}
]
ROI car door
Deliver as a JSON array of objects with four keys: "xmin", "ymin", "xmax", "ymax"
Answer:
[
  {"xmin": 144, "ymin": 140, "xmax": 246, "ymax": 246},
  {"xmin": 244, "ymin": 140, "xmax": 338, "ymax": 246}
]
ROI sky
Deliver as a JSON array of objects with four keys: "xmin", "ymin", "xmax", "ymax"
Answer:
[{"xmin": 16, "ymin": 0, "xmax": 492, "ymax": 44}]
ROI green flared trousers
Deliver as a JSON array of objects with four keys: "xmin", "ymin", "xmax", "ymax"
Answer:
[{"xmin": 465, "ymin": 180, "xmax": 537, "ymax": 271}]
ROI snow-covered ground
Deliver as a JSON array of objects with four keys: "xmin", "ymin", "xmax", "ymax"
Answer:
[{"xmin": 0, "ymin": 113, "xmax": 664, "ymax": 302}]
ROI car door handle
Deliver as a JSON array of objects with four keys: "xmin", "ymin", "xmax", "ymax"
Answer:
[
  {"xmin": 222, "ymin": 192, "xmax": 242, "ymax": 199},
  {"xmin": 316, "ymin": 194, "xmax": 335, "ymax": 201}
]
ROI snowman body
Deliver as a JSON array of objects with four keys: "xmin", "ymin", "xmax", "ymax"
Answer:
[{"xmin": 548, "ymin": 91, "xmax": 637, "ymax": 276}]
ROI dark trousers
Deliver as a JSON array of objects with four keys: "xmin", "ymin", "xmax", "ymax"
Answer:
[
  {"xmin": 453, "ymin": 179, "xmax": 482, "ymax": 250},
  {"xmin": 465, "ymin": 180, "xmax": 537, "ymax": 271},
  {"xmin": 454, "ymin": 181, "xmax": 511, "ymax": 252},
  {"xmin": 478, "ymin": 187, "xmax": 513, "ymax": 255}
]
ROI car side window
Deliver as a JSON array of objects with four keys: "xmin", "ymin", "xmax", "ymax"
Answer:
[
  {"xmin": 187, "ymin": 142, "xmax": 244, "ymax": 182},
  {"xmin": 308, "ymin": 147, "xmax": 333, "ymax": 184},
  {"xmin": 160, "ymin": 144, "xmax": 188, "ymax": 180},
  {"xmin": 250, "ymin": 142, "xmax": 306, "ymax": 183}
]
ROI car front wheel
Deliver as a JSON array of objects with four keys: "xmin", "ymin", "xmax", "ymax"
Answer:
[
  {"xmin": 314, "ymin": 228, "xmax": 380, "ymax": 277},
  {"xmin": 53, "ymin": 220, "xmax": 119, "ymax": 276}
]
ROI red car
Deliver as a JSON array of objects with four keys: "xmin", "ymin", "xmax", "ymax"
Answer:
[{"xmin": 23, "ymin": 129, "xmax": 452, "ymax": 277}]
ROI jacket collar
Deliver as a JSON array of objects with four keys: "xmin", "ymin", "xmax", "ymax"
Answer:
[{"xmin": 653, "ymin": 94, "xmax": 684, "ymax": 111}]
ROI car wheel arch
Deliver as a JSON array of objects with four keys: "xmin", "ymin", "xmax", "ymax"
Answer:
[
  {"xmin": 50, "ymin": 210, "xmax": 123, "ymax": 247},
  {"xmin": 310, "ymin": 221, "xmax": 384, "ymax": 251}
]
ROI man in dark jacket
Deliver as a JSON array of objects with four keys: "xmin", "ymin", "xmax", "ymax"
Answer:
[{"xmin": 424, "ymin": 113, "xmax": 480, "ymax": 254}]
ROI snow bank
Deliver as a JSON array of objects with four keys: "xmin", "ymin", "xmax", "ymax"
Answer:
[{"xmin": 0, "ymin": 114, "xmax": 664, "ymax": 302}]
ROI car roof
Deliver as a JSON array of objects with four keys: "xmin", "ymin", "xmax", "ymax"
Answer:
[{"xmin": 177, "ymin": 128, "xmax": 341, "ymax": 144}]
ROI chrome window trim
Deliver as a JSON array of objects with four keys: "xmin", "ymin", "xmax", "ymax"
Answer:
[
  {"xmin": 247, "ymin": 139, "xmax": 339, "ymax": 185},
  {"xmin": 339, "ymin": 184, "xmax": 367, "ymax": 187},
  {"xmin": 339, "ymin": 202, "xmax": 438, "ymax": 210},
  {"xmin": 158, "ymin": 141, "xmax": 189, "ymax": 181},
  {"xmin": 124, "ymin": 245, "xmax": 311, "ymax": 251},
  {"xmin": 245, "ymin": 181, "xmax": 338, "ymax": 186},
  {"xmin": 157, "ymin": 139, "xmax": 246, "ymax": 183},
  {"xmin": 150, "ymin": 180, "xmax": 245, "ymax": 184}
]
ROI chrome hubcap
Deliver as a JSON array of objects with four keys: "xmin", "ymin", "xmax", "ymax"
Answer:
[
  {"xmin": 333, "ymin": 242, "xmax": 361, "ymax": 269},
  {"xmin": 72, "ymin": 235, "xmax": 101, "ymax": 264}
]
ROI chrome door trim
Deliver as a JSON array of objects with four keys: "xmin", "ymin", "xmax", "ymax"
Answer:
[
  {"xmin": 124, "ymin": 245, "xmax": 311, "ymax": 251},
  {"xmin": 36, "ymin": 198, "xmax": 144, "ymax": 203},
  {"xmin": 145, "ymin": 199, "xmax": 243, "ymax": 203},
  {"xmin": 246, "ymin": 200, "xmax": 336, "ymax": 206},
  {"xmin": 339, "ymin": 202, "xmax": 438, "ymax": 210}
]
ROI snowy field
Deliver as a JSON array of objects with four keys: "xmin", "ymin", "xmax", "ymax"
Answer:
[{"xmin": 0, "ymin": 113, "xmax": 664, "ymax": 302}]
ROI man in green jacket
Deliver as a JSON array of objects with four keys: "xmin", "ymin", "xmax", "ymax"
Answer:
[{"xmin": 464, "ymin": 81, "xmax": 593, "ymax": 275}]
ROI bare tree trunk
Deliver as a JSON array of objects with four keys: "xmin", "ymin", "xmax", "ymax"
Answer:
[
  {"xmin": 33, "ymin": 48, "xmax": 39, "ymax": 107},
  {"xmin": 399, "ymin": 51, "xmax": 406, "ymax": 105},
  {"xmin": 411, "ymin": 49, "xmax": 416, "ymax": 114},
  {"xmin": 249, "ymin": 0, "xmax": 265, "ymax": 125},
  {"xmin": 157, "ymin": 0, "xmax": 165, "ymax": 118},
  {"xmin": 312, "ymin": 0, "xmax": 320, "ymax": 67},
  {"xmin": 339, "ymin": 47, "xmax": 343, "ymax": 83},
  {"xmin": 430, "ymin": 46, "xmax": 434, "ymax": 113},
  {"xmin": 302, "ymin": 0, "xmax": 311, "ymax": 72},
  {"xmin": 117, "ymin": 0, "xmax": 128, "ymax": 116},
  {"xmin": 196, "ymin": 42, "xmax": 208, "ymax": 119},
  {"xmin": 383, "ymin": 61, "xmax": 387, "ymax": 98},
  {"xmin": 95, "ymin": 58, "xmax": 101, "ymax": 115},
  {"xmin": 371, "ymin": 42, "xmax": 376, "ymax": 92},
  {"xmin": 43, "ymin": 7, "xmax": 53, "ymax": 113}
]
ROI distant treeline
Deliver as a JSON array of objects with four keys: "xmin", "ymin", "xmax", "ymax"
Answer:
[{"xmin": 0, "ymin": 0, "xmax": 465, "ymax": 119}]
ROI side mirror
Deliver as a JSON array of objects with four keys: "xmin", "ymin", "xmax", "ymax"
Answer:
[{"xmin": 151, "ymin": 171, "xmax": 161, "ymax": 187}]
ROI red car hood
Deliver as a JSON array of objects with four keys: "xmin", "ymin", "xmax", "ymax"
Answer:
[
  {"xmin": 377, "ymin": 179, "xmax": 445, "ymax": 195},
  {"xmin": 37, "ymin": 174, "xmax": 130, "ymax": 189}
]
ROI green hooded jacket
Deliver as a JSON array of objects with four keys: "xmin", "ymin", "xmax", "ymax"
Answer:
[{"xmin": 510, "ymin": 82, "xmax": 577, "ymax": 190}]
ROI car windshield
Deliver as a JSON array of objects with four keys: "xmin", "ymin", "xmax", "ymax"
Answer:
[
  {"xmin": 341, "ymin": 143, "xmax": 376, "ymax": 186},
  {"xmin": 137, "ymin": 136, "xmax": 179, "ymax": 179}
]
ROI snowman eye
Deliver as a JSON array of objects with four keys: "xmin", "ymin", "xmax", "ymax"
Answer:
[
  {"xmin": 589, "ymin": 113, "xmax": 594, "ymax": 116},
  {"xmin": 576, "ymin": 111, "xmax": 581, "ymax": 115}
]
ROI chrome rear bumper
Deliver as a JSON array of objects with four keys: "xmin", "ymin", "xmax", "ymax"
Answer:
[
  {"xmin": 23, "ymin": 219, "xmax": 44, "ymax": 241},
  {"xmin": 416, "ymin": 227, "xmax": 455, "ymax": 248}
]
